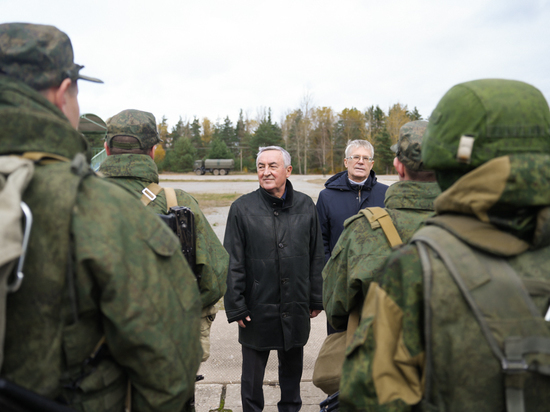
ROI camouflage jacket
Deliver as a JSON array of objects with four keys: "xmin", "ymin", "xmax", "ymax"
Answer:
[
  {"xmin": 339, "ymin": 154, "xmax": 550, "ymax": 411},
  {"xmin": 0, "ymin": 75, "xmax": 202, "ymax": 411},
  {"xmin": 99, "ymin": 154, "xmax": 228, "ymax": 310},
  {"xmin": 323, "ymin": 180, "xmax": 440, "ymax": 330}
]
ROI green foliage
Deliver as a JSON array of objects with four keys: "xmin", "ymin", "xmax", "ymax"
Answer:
[
  {"xmin": 163, "ymin": 137, "xmax": 197, "ymax": 172},
  {"xmin": 207, "ymin": 136, "xmax": 234, "ymax": 160},
  {"xmin": 408, "ymin": 106, "xmax": 422, "ymax": 121},
  {"xmin": 251, "ymin": 109, "xmax": 283, "ymax": 149},
  {"xmin": 373, "ymin": 126, "xmax": 394, "ymax": 175}
]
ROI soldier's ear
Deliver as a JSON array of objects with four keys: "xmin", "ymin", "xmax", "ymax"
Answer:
[
  {"xmin": 51, "ymin": 78, "xmax": 72, "ymax": 111},
  {"xmin": 393, "ymin": 157, "xmax": 405, "ymax": 179}
]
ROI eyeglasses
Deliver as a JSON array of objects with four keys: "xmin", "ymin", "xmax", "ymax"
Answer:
[{"xmin": 346, "ymin": 155, "xmax": 374, "ymax": 163}]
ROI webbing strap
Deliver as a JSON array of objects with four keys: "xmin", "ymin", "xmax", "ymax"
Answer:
[
  {"xmin": 164, "ymin": 187, "xmax": 178, "ymax": 211},
  {"xmin": 413, "ymin": 224, "xmax": 550, "ymax": 412},
  {"xmin": 360, "ymin": 207, "xmax": 403, "ymax": 248},
  {"xmin": 21, "ymin": 151, "xmax": 70, "ymax": 164},
  {"xmin": 140, "ymin": 183, "xmax": 163, "ymax": 206}
]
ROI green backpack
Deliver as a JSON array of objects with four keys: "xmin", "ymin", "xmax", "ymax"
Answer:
[
  {"xmin": 0, "ymin": 156, "xmax": 34, "ymax": 371},
  {"xmin": 413, "ymin": 222, "xmax": 550, "ymax": 412}
]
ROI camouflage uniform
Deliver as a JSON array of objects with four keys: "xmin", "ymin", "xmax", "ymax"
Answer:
[
  {"xmin": 0, "ymin": 23, "xmax": 202, "ymax": 411},
  {"xmin": 99, "ymin": 109, "xmax": 229, "ymax": 361},
  {"xmin": 339, "ymin": 80, "xmax": 550, "ymax": 411},
  {"xmin": 323, "ymin": 121, "xmax": 440, "ymax": 330}
]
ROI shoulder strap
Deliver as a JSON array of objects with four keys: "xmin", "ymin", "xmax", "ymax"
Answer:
[
  {"xmin": 164, "ymin": 187, "xmax": 178, "ymax": 211},
  {"xmin": 140, "ymin": 183, "xmax": 163, "ymax": 207},
  {"xmin": 412, "ymin": 225, "xmax": 550, "ymax": 412},
  {"xmin": 360, "ymin": 207, "xmax": 403, "ymax": 248}
]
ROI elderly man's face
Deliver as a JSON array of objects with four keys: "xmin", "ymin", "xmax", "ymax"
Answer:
[
  {"xmin": 344, "ymin": 146, "xmax": 374, "ymax": 183},
  {"xmin": 257, "ymin": 150, "xmax": 292, "ymax": 198}
]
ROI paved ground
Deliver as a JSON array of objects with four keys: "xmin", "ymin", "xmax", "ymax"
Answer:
[
  {"xmin": 194, "ymin": 310, "xmax": 329, "ymax": 412},
  {"xmin": 158, "ymin": 173, "xmax": 399, "ymax": 411}
]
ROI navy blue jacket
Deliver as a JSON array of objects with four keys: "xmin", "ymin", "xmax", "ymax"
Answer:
[{"xmin": 316, "ymin": 170, "xmax": 388, "ymax": 261}]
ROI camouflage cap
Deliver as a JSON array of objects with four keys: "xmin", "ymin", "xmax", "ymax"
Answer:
[
  {"xmin": 421, "ymin": 79, "xmax": 550, "ymax": 190},
  {"xmin": 106, "ymin": 109, "xmax": 161, "ymax": 149},
  {"xmin": 0, "ymin": 23, "xmax": 103, "ymax": 90},
  {"xmin": 391, "ymin": 120, "xmax": 428, "ymax": 171}
]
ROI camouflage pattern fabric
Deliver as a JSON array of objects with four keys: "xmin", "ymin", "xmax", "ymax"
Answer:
[
  {"xmin": 99, "ymin": 153, "xmax": 229, "ymax": 310},
  {"xmin": 0, "ymin": 22, "xmax": 102, "ymax": 90},
  {"xmin": 339, "ymin": 153, "xmax": 550, "ymax": 411},
  {"xmin": 323, "ymin": 180, "xmax": 440, "ymax": 330},
  {"xmin": 1, "ymin": 74, "xmax": 201, "ymax": 411},
  {"xmin": 105, "ymin": 109, "xmax": 161, "ymax": 149},
  {"xmin": 390, "ymin": 120, "xmax": 429, "ymax": 171},
  {"xmin": 422, "ymin": 79, "xmax": 550, "ymax": 190}
]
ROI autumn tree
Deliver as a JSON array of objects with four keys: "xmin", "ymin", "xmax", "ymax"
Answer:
[
  {"xmin": 386, "ymin": 103, "xmax": 410, "ymax": 144},
  {"xmin": 365, "ymin": 105, "xmax": 386, "ymax": 141},
  {"xmin": 311, "ymin": 106, "xmax": 335, "ymax": 174},
  {"xmin": 201, "ymin": 117, "xmax": 214, "ymax": 147},
  {"xmin": 154, "ymin": 144, "xmax": 166, "ymax": 170}
]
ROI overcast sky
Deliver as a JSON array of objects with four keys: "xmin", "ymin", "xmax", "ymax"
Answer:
[{"xmin": 3, "ymin": 0, "xmax": 550, "ymax": 129}]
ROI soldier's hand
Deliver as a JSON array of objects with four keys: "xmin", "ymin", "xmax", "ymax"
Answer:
[
  {"xmin": 310, "ymin": 309, "xmax": 322, "ymax": 318},
  {"xmin": 237, "ymin": 316, "xmax": 251, "ymax": 328}
]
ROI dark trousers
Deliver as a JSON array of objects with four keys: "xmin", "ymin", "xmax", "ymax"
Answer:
[{"xmin": 241, "ymin": 345, "xmax": 303, "ymax": 412}]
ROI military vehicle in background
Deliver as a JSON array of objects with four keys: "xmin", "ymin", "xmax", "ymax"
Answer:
[{"xmin": 194, "ymin": 159, "xmax": 235, "ymax": 175}]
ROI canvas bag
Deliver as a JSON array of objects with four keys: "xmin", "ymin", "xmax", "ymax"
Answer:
[
  {"xmin": 313, "ymin": 207, "xmax": 404, "ymax": 395},
  {"xmin": 0, "ymin": 156, "xmax": 34, "ymax": 371}
]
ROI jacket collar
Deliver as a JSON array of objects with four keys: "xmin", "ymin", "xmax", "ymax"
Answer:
[
  {"xmin": 0, "ymin": 75, "xmax": 89, "ymax": 160},
  {"xmin": 324, "ymin": 170, "xmax": 377, "ymax": 191},
  {"xmin": 99, "ymin": 153, "xmax": 159, "ymax": 183},
  {"xmin": 260, "ymin": 179, "xmax": 294, "ymax": 209}
]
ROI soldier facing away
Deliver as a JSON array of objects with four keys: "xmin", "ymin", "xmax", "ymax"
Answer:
[
  {"xmin": 339, "ymin": 79, "xmax": 550, "ymax": 411},
  {"xmin": 323, "ymin": 120, "xmax": 440, "ymax": 331},
  {"xmin": 99, "ymin": 109, "xmax": 229, "ymax": 362},
  {"xmin": 0, "ymin": 23, "xmax": 202, "ymax": 411}
]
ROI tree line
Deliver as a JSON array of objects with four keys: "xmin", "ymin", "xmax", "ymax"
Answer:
[{"xmin": 154, "ymin": 101, "xmax": 423, "ymax": 175}]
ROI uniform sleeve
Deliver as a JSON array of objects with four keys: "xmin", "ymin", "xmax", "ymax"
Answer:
[
  {"xmin": 339, "ymin": 244, "xmax": 425, "ymax": 412},
  {"xmin": 73, "ymin": 178, "xmax": 202, "ymax": 412},
  {"xmin": 316, "ymin": 191, "xmax": 332, "ymax": 262},
  {"xmin": 177, "ymin": 192, "xmax": 229, "ymax": 309},
  {"xmin": 223, "ymin": 201, "xmax": 250, "ymax": 323},
  {"xmin": 309, "ymin": 202, "xmax": 325, "ymax": 311}
]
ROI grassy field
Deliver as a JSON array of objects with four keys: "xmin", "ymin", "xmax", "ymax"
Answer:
[{"xmin": 187, "ymin": 192, "xmax": 241, "ymax": 209}]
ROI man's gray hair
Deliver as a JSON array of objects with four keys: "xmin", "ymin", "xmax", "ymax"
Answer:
[
  {"xmin": 345, "ymin": 140, "xmax": 375, "ymax": 158},
  {"xmin": 256, "ymin": 146, "xmax": 292, "ymax": 167}
]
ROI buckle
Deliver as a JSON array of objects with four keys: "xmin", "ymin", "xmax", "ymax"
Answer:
[
  {"xmin": 142, "ymin": 187, "xmax": 156, "ymax": 201},
  {"xmin": 502, "ymin": 358, "xmax": 528, "ymax": 373}
]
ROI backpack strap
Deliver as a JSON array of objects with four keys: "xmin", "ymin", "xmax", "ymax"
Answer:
[
  {"xmin": 164, "ymin": 187, "xmax": 178, "ymax": 211},
  {"xmin": 140, "ymin": 183, "xmax": 163, "ymax": 206},
  {"xmin": 359, "ymin": 207, "xmax": 403, "ymax": 248},
  {"xmin": 412, "ymin": 224, "xmax": 550, "ymax": 412}
]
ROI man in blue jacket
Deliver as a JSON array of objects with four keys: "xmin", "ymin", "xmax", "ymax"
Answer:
[{"xmin": 317, "ymin": 140, "xmax": 388, "ymax": 263}]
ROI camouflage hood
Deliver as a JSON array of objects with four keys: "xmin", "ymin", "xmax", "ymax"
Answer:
[
  {"xmin": 0, "ymin": 75, "xmax": 89, "ymax": 159},
  {"xmin": 434, "ymin": 153, "xmax": 550, "ymax": 247},
  {"xmin": 99, "ymin": 153, "xmax": 159, "ymax": 183}
]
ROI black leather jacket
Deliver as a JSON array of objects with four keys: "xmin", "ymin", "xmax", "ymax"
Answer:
[{"xmin": 223, "ymin": 180, "xmax": 324, "ymax": 351}]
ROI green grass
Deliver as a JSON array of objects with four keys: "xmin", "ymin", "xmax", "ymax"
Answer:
[{"xmin": 187, "ymin": 192, "xmax": 241, "ymax": 209}]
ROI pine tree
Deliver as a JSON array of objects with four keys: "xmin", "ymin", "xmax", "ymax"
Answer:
[
  {"xmin": 373, "ymin": 126, "xmax": 394, "ymax": 175},
  {"xmin": 207, "ymin": 136, "xmax": 234, "ymax": 159}
]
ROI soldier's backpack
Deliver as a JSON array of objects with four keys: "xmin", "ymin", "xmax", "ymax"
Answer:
[
  {"xmin": 412, "ymin": 220, "xmax": 550, "ymax": 412},
  {"xmin": 1, "ymin": 155, "xmax": 78, "ymax": 412},
  {"xmin": 0, "ymin": 156, "xmax": 34, "ymax": 372}
]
